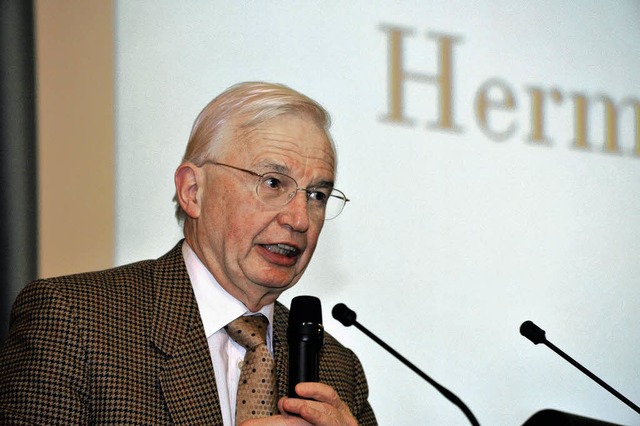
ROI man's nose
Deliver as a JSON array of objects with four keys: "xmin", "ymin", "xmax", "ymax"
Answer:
[{"xmin": 277, "ymin": 189, "xmax": 310, "ymax": 232}]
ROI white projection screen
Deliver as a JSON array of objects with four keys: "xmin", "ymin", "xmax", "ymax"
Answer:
[{"xmin": 114, "ymin": 2, "xmax": 639, "ymax": 424}]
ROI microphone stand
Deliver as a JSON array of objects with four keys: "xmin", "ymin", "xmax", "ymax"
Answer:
[
  {"xmin": 521, "ymin": 320, "xmax": 640, "ymax": 415},
  {"xmin": 351, "ymin": 320, "xmax": 480, "ymax": 426},
  {"xmin": 545, "ymin": 339, "xmax": 640, "ymax": 415}
]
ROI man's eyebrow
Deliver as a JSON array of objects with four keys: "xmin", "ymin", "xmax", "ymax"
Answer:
[
  {"xmin": 255, "ymin": 161, "xmax": 289, "ymax": 174},
  {"xmin": 270, "ymin": 163, "xmax": 289, "ymax": 174},
  {"xmin": 255, "ymin": 161, "xmax": 334, "ymax": 187},
  {"xmin": 311, "ymin": 180, "xmax": 335, "ymax": 188}
]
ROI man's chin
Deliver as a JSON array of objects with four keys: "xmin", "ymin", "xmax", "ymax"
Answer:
[
  {"xmin": 250, "ymin": 269, "xmax": 302, "ymax": 292},
  {"xmin": 255, "ymin": 277, "xmax": 297, "ymax": 291}
]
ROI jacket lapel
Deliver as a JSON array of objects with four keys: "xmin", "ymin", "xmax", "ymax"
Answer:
[
  {"xmin": 273, "ymin": 303, "xmax": 290, "ymax": 400},
  {"xmin": 150, "ymin": 242, "xmax": 223, "ymax": 424}
]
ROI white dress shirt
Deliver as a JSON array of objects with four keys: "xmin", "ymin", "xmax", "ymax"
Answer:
[{"xmin": 182, "ymin": 241, "xmax": 275, "ymax": 426}]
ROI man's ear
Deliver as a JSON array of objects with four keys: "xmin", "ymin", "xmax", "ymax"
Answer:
[{"xmin": 174, "ymin": 163, "xmax": 203, "ymax": 219}]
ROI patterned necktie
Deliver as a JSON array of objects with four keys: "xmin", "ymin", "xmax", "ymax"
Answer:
[{"xmin": 225, "ymin": 315, "xmax": 277, "ymax": 424}]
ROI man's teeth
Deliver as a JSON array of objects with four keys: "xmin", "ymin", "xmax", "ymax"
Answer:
[{"xmin": 263, "ymin": 244, "xmax": 298, "ymax": 257}]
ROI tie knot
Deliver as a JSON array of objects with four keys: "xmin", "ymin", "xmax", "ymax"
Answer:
[{"xmin": 225, "ymin": 315, "xmax": 269, "ymax": 349}]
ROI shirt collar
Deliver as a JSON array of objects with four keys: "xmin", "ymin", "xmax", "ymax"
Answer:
[{"xmin": 182, "ymin": 241, "xmax": 274, "ymax": 338}]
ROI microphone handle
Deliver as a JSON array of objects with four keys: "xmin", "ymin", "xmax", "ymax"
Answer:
[
  {"xmin": 543, "ymin": 339, "xmax": 640, "ymax": 415},
  {"xmin": 288, "ymin": 339, "xmax": 320, "ymax": 397},
  {"xmin": 352, "ymin": 321, "xmax": 480, "ymax": 426}
]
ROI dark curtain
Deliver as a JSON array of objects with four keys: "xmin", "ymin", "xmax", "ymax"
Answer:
[{"xmin": 0, "ymin": 1, "xmax": 38, "ymax": 343}]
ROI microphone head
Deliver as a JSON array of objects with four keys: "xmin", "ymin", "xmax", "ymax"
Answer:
[
  {"xmin": 520, "ymin": 320, "xmax": 547, "ymax": 344},
  {"xmin": 332, "ymin": 303, "xmax": 357, "ymax": 327},
  {"xmin": 288, "ymin": 296, "xmax": 323, "ymax": 346},
  {"xmin": 289, "ymin": 295, "xmax": 322, "ymax": 326}
]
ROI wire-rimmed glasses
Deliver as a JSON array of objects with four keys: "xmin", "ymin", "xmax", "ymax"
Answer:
[{"xmin": 202, "ymin": 160, "xmax": 349, "ymax": 220}]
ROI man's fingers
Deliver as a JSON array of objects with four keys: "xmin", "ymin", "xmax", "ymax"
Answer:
[
  {"xmin": 278, "ymin": 384, "xmax": 358, "ymax": 426},
  {"xmin": 292, "ymin": 383, "xmax": 343, "ymax": 407}
]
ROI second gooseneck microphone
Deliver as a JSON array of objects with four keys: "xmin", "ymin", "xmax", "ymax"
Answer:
[
  {"xmin": 520, "ymin": 320, "xmax": 640, "ymax": 415},
  {"xmin": 287, "ymin": 295, "xmax": 324, "ymax": 397},
  {"xmin": 332, "ymin": 303, "xmax": 480, "ymax": 426}
]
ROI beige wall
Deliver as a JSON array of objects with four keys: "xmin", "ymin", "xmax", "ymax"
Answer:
[{"xmin": 35, "ymin": 0, "xmax": 114, "ymax": 277}]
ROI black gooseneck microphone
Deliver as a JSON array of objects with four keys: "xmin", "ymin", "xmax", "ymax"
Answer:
[
  {"xmin": 520, "ymin": 320, "xmax": 640, "ymax": 415},
  {"xmin": 287, "ymin": 296, "xmax": 324, "ymax": 397},
  {"xmin": 332, "ymin": 303, "xmax": 480, "ymax": 426}
]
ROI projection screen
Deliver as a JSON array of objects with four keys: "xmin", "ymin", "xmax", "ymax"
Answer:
[{"xmin": 114, "ymin": 2, "xmax": 640, "ymax": 424}]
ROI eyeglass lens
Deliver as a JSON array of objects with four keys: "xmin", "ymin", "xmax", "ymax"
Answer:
[{"xmin": 256, "ymin": 173, "xmax": 346, "ymax": 220}]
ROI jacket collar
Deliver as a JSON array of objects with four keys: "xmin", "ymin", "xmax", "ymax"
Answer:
[{"xmin": 150, "ymin": 240, "xmax": 222, "ymax": 423}]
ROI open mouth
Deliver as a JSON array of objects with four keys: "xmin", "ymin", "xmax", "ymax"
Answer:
[{"xmin": 260, "ymin": 243, "xmax": 300, "ymax": 258}]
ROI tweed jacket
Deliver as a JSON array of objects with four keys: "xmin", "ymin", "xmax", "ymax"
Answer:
[{"xmin": 0, "ymin": 242, "xmax": 376, "ymax": 425}]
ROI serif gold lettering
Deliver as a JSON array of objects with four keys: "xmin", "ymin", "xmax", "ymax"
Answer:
[{"xmin": 380, "ymin": 24, "xmax": 639, "ymax": 158}]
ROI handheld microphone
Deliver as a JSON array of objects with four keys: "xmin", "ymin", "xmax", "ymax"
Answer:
[
  {"xmin": 287, "ymin": 296, "xmax": 324, "ymax": 397},
  {"xmin": 520, "ymin": 320, "xmax": 640, "ymax": 415},
  {"xmin": 332, "ymin": 303, "xmax": 480, "ymax": 426}
]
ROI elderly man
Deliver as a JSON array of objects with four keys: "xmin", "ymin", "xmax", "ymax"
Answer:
[{"xmin": 0, "ymin": 82, "xmax": 377, "ymax": 425}]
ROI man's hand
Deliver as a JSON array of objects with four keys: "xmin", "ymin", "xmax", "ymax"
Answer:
[{"xmin": 240, "ymin": 382, "xmax": 358, "ymax": 426}]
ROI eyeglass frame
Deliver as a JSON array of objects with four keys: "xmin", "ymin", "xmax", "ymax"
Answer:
[{"xmin": 200, "ymin": 160, "xmax": 350, "ymax": 220}]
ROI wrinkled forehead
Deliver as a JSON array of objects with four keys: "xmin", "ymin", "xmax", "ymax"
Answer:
[{"xmin": 218, "ymin": 112, "xmax": 337, "ymax": 166}]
